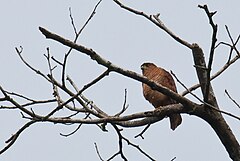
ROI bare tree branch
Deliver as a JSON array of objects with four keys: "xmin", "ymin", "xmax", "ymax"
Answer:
[
  {"xmin": 198, "ymin": 5, "xmax": 218, "ymax": 103},
  {"xmin": 225, "ymin": 90, "xmax": 240, "ymax": 109},
  {"xmin": 0, "ymin": 120, "xmax": 36, "ymax": 155},
  {"xmin": 2, "ymin": 90, "xmax": 56, "ymax": 108},
  {"xmin": 69, "ymin": 7, "xmax": 78, "ymax": 36},
  {"xmin": 1, "ymin": 1, "xmax": 239, "ymax": 160},
  {"xmin": 112, "ymin": 124, "xmax": 127, "ymax": 161},
  {"xmin": 183, "ymin": 39, "xmax": 239, "ymax": 98},
  {"xmin": 171, "ymin": 157, "xmax": 177, "ymax": 161},
  {"xmin": 115, "ymin": 89, "xmax": 129, "ymax": 117},
  {"xmin": 122, "ymin": 135, "xmax": 155, "ymax": 161},
  {"xmin": 38, "ymin": 27, "xmax": 240, "ymax": 123},
  {"xmin": 0, "ymin": 86, "xmax": 35, "ymax": 117},
  {"xmin": 134, "ymin": 124, "xmax": 151, "ymax": 139},
  {"xmin": 113, "ymin": 0, "xmax": 192, "ymax": 49},
  {"xmin": 181, "ymin": 53, "xmax": 240, "ymax": 96},
  {"xmin": 172, "ymin": 71, "xmax": 240, "ymax": 120},
  {"xmin": 15, "ymin": 46, "xmax": 50, "ymax": 81},
  {"xmin": 38, "ymin": 26, "xmax": 197, "ymax": 110},
  {"xmin": 94, "ymin": 142, "xmax": 105, "ymax": 161},
  {"xmin": 61, "ymin": 0, "xmax": 103, "ymax": 87}
]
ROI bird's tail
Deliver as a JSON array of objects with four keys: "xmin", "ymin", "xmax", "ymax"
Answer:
[{"xmin": 169, "ymin": 114, "xmax": 182, "ymax": 130}]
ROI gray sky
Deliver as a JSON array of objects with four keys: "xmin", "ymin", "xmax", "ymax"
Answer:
[{"xmin": 1, "ymin": 0, "xmax": 240, "ymax": 161}]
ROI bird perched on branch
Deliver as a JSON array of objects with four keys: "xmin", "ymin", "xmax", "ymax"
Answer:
[{"xmin": 141, "ymin": 62, "xmax": 182, "ymax": 130}]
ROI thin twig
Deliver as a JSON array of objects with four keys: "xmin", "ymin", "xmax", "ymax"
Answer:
[
  {"xmin": 171, "ymin": 71, "xmax": 240, "ymax": 120},
  {"xmin": 51, "ymin": 56, "xmax": 63, "ymax": 66},
  {"xmin": 4, "ymin": 90, "xmax": 56, "ymax": 107},
  {"xmin": 61, "ymin": 0, "xmax": 103, "ymax": 87},
  {"xmin": 107, "ymin": 151, "xmax": 120, "ymax": 161},
  {"xmin": 0, "ymin": 120, "xmax": 36, "ymax": 155},
  {"xmin": 66, "ymin": 75, "xmax": 108, "ymax": 117},
  {"xmin": 225, "ymin": 25, "xmax": 240, "ymax": 63},
  {"xmin": 171, "ymin": 156, "xmax": 177, "ymax": 161},
  {"xmin": 111, "ymin": 124, "xmax": 127, "ymax": 161},
  {"xmin": 79, "ymin": 69, "xmax": 110, "ymax": 93},
  {"xmin": 47, "ymin": 74, "xmax": 107, "ymax": 119},
  {"xmin": 74, "ymin": 69, "xmax": 110, "ymax": 116},
  {"xmin": 44, "ymin": 48, "xmax": 63, "ymax": 117},
  {"xmin": 122, "ymin": 136, "xmax": 155, "ymax": 160},
  {"xmin": 94, "ymin": 142, "xmax": 105, "ymax": 161},
  {"xmin": 0, "ymin": 86, "xmax": 35, "ymax": 117},
  {"xmin": 69, "ymin": 7, "xmax": 78, "ymax": 35},
  {"xmin": 60, "ymin": 124, "xmax": 82, "ymax": 137},
  {"xmin": 198, "ymin": 5, "xmax": 218, "ymax": 102},
  {"xmin": 76, "ymin": 0, "xmax": 103, "ymax": 38},
  {"xmin": 115, "ymin": 88, "xmax": 129, "ymax": 116},
  {"xmin": 16, "ymin": 99, "xmax": 56, "ymax": 108},
  {"xmin": 113, "ymin": 0, "xmax": 192, "ymax": 49},
  {"xmin": 60, "ymin": 112, "xmax": 92, "ymax": 137},
  {"xmin": 15, "ymin": 46, "xmax": 50, "ymax": 81},
  {"xmin": 171, "ymin": 71, "xmax": 204, "ymax": 104},
  {"xmin": 134, "ymin": 124, "xmax": 151, "ymax": 139},
  {"xmin": 225, "ymin": 90, "xmax": 240, "ymax": 109},
  {"xmin": 181, "ymin": 51, "xmax": 240, "ymax": 96}
]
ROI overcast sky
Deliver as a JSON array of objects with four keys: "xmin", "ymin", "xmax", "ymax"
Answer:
[{"xmin": 1, "ymin": 0, "xmax": 240, "ymax": 161}]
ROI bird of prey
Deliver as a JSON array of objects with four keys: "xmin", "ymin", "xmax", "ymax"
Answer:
[{"xmin": 141, "ymin": 62, "xmax": 182, "ymax": 130}]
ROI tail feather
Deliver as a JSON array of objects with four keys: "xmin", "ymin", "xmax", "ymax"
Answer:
[{"xmin": 169, "ymin": 114, "xmax": 182, "ymax": 130}]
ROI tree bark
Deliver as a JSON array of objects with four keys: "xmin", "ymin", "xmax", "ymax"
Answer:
[{"xmin": 192, "ymin": 43, "xmax": 240, "ymax": 161}]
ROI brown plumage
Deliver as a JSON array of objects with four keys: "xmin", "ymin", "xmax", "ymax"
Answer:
[{"xmin": 141, "ymin": 62, "xmax": 182, "ymax": 130}]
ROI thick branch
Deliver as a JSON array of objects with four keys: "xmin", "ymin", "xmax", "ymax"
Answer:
[
  {"xmin": 39, "ymin": 27, "xmax": 195, "ymax": 110},
  {"xmin": 191, "ymin": 44, "xmax": 240, "ymax": 161},
  {"xmin": 35, "ymin": 104, "xmax": 187, "ymax": 127},
  {"xmin": 191, "ymin": 43, "xmax": 218, "ymax": 107}
]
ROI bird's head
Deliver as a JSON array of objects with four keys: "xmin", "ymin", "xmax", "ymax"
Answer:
[{"xmin": 140, "ymin": 62, "xmax": 156, "ymax": 73}]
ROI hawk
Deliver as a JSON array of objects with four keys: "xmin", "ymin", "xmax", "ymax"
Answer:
[{"xmin": 141, "ymin": 62, "xmax": 182, "ymax": 130}]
